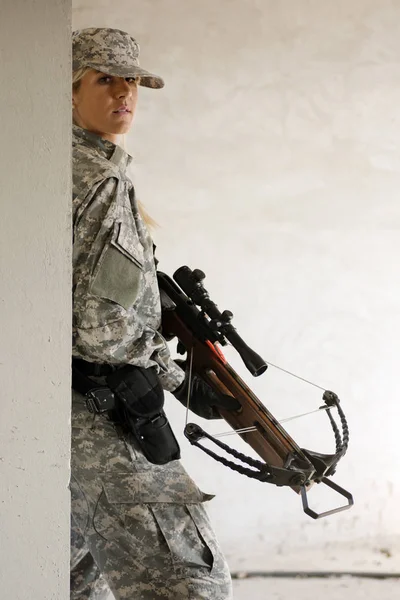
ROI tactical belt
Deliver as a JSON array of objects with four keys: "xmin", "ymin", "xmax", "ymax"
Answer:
[
  {"xmin": 71, "ymin": 358, "xmax": 181, "ymax": 465},
  {"xmin": 72, "ymin": 358, "xmax": 116, "ymax": 378}
]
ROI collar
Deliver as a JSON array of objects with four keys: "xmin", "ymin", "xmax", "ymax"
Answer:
[{"xmin": 72, "ymin": 124, "xmax": 133, "ymax": 171}]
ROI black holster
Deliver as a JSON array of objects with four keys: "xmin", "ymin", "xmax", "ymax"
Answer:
[
  {"xmin": 106, "ymin": 365, "xmax": 181, "ymax": 465},
  {"xmin": 72, "ymin": 359, "xmax": 180, "ymax": 465}
]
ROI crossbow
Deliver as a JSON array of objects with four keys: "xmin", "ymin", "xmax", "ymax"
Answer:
[{"xmin": 157, "ymin": 266, "xmax": 353, "ymax": 520}]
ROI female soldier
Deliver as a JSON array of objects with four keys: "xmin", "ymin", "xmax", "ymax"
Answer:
[{"xmin": 71, "ymin": 27, "xmax": 237, "ymax": 600}]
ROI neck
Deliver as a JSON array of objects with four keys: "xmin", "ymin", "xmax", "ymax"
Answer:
[{"xmin": 72, "ymin": 115, "xmax": 121, "ymax": 145}]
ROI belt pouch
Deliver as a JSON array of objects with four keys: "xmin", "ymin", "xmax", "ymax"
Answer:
[{"xmin": 106, "ymin": 365, "xmax": 181, "ymax": 465}]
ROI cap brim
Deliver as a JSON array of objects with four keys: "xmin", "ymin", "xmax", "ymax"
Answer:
[{"xmin": 86, "ymin": 62, "xmax": 164, "ymax": 89}]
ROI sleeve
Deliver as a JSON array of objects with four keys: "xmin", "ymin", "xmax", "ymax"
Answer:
[
  {"xmin": 73, "ymin": 177, "xmax": 184, "ymax": 392},
  {"xmin": 156, "ymin": 357, "xmax": 185, "ymax": 392}
]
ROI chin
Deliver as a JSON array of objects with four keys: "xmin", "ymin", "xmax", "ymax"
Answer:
[
  {"xmin": 108, "ymin": 119, "xmax": 134, "ymax": 136},
  {"xmin": 104, "ymin": 126, "xmax": 129, "ymax": 137}
]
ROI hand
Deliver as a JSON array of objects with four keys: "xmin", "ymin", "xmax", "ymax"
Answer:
[{"xmin": 173, "ymin": 361, "xmax": 241, "ymax": 420}]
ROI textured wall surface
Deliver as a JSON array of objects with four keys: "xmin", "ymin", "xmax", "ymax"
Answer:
[
  {"xmin": 0, "ymin": 1, "xmax": 71, "ymax": 597},
  {"xmin": 73, "ymin": 1, "xmax": 400, "ymax": 573}
]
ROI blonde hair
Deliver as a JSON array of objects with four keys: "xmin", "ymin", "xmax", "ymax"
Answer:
[{"xmin": 72, "ymin": 68, "xmax": 157, "ymax": 229}]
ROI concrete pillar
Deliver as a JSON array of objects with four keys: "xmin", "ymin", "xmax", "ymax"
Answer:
[{"xmin": 0, "ymin": 1, "xmax": 71, "ymax": 597}]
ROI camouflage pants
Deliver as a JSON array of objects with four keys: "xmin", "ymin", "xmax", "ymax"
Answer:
[{"xmin": 70, "ymin": 390, "xmax": 233, "ymax": 599}]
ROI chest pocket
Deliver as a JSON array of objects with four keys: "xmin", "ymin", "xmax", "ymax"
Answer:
[{"xmin": 90, "ymin": 221, "xmax": 145, "ymax": 310}]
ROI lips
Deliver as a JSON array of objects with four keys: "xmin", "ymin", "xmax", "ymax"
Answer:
[{"xmin": 113, "ymin": 106, "xmax": 131, "ymax": 113}]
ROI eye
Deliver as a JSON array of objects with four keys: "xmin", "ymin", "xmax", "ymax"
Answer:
[
  {"xmin": 98, "ymin": 76, "xmax": 112, "ymax": 84},
  {"xmin": 125, "ymin": 77, "xmax": 137, "ymax": 84}
]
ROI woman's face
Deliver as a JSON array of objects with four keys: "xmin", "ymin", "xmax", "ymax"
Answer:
[{"xmin": 73, "ymin": 69, "xmax": 138, "ymax": 143}]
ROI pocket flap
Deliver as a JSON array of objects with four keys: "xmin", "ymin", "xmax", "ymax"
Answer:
[
  {"xmin": 90, "ymin": 221, "xmax": 144, "ymax": 310},
  {"xmin": 101, "ymin": 470, "xmax": 211, "ymax": 505},
  {"xmin": 111, "ymin": 221, "xmax": 144, "ymax": 268}
]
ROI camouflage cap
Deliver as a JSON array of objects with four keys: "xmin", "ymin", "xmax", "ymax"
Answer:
[{"xmin": 72, "ymin": 28, "xmax": 164, "ymax": 89}]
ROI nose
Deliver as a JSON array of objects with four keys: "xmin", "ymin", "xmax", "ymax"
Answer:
[{"xmin": 114, "ymin": 78, "xmax": 133, "ymax": 98}]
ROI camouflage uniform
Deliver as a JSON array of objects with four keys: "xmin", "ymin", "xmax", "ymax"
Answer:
[{"xmin": 71, "ymin": 120, "xmax": 232, "ymax": 598}]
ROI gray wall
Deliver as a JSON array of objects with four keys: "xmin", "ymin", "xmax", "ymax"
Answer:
[{"xmin": 0, "ymin": 1, "xmax": 71, "ymax": 597}]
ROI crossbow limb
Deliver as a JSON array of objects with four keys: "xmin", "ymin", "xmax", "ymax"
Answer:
[{"xmin": 157, "ymin": 267, "xmax": 354, "ymax": 519}]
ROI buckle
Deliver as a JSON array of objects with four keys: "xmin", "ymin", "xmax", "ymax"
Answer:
[
  {"xmin": 150, "ymin": 413, "xmax": 162, "ymax": 424},
  {"xmin": 85, "ymin": 388, "xmax": 116, "ymax": 414}
]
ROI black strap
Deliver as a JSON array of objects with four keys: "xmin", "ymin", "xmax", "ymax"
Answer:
[
  {"xmin": 72, "ymin": 360, "xmax": 100, "ymax": 395},
  {"xmin": 72, "ymin": 357, "xmax": 115, "ymax": 377},
  {"xmin": 71, "ymin": 359, "xmax": 116, "ymax": 414}
]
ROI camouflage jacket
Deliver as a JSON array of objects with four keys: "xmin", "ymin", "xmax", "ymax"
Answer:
[{"xmin": 72, "ymin": 124, "xmax": 184, "ymax": 392}]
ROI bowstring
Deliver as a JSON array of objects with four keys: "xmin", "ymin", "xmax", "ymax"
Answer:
[
  {"xmin": 182, "ymin": 342, "xmax": 333, "ymax": 439},
  {"xmin": 185, "ymin": 347, "xmax": 194, "ymax": 428},
  {"xmin": 213, "ymin": 405, "xmax": 330, "ymax": 438},
  {"xmin": 262, "ymin": 359, "xmax": 326, "ymax": 392},
  {"xmin": 208, "ymin": 342, "xmax": 331, "ymax": 438},
  {"xmin": 224, "ymin": 340, "xmax": 326, "ymax": 391}
]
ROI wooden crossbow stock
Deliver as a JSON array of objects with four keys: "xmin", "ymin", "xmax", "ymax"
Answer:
[{"xmin": 158, "ymin": 267, "xmax": 353, "ymax": 520}]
